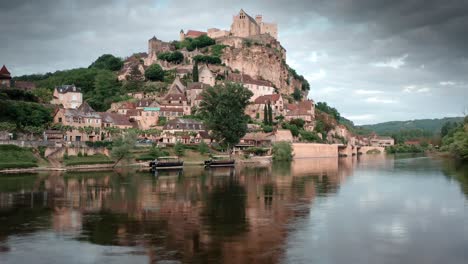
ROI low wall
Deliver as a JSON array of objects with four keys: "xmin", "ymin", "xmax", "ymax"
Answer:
[
  {"xmin": 292, "ymin": 143, "xmax": 338, "ymax": 159},
  {"xmin": 0, "ymin": 140, "xmax": 55, "ymax": 148},
  {"xmin": 45, "ymin": 146, "xmax": 110, "ymax": 158}
]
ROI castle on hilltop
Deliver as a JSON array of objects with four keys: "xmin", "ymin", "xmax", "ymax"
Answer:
[{"xmin": 180, "ymin": 9, "xmax": 278, "ymax": 41}]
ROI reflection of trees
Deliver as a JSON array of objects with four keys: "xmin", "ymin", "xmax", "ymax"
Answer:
[
  {"xmin": 441, "ymin": 160, "xmax": 468, "ymax": 198},
  {"xmin": 202, "ymin": 178, "xmax": 248, "ymax": 237}
]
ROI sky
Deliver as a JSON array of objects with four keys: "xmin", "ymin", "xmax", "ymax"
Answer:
[{"xmin": 1, "ymin": 0, "xmax": 467, "ymax": 125}]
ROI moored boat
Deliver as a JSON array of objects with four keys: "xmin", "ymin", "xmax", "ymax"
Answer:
[
  {"xmin": 204, "ymin": 155, "xmax": 235, "ymax": 167},
  {"xmin": 150, "ymin": 156, "xmax": 184, "ymax": 170}
]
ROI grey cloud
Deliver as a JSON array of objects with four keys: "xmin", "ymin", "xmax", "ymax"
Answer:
[{"xmin": 0, "ymin": 0, "xmax": 467, "ymax": 124}]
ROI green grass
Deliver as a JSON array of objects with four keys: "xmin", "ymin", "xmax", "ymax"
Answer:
[
  {"xmin": 64, "ymin": 154, "xmax": 114, "ymax": 166},
  {"xmin": 0, "ymin": 145, "xmax": 38, "ymax": 169}
]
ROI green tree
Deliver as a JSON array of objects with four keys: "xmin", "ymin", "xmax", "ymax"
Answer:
[
  {"xmin": 89, "ymin": 54, "xmax": 124, "ymax": 71},
  {"xmin": 174, "ymin": 141, "xmax": 185, "ymax": 156},
  {"xmin": 145, "ymin": 64, "xmax": 165, "ymax": 82},
  {"xmin": 88, "ymin": 70, "xmax": 121, "ymax": 111},
  {"xmin": 111, "ymin": 131, "xmax": 137, "ymax": 167},
  {"xmin": 31, "ymin": 87, "xmax": 53, "ymax": 103},
  {"xmin": 192, "ymin": 61, "xmax": 199, "ymax": 82},
  {"xmin": 268, "ymin": 102, "xmax": 273, "ymax": 125},
  {"xmin": 272, "ymin": 142, "xmax": 293, "ymax": 161},
  {"xmin": 316, "ymin": 102, "xmax": 341, "ymax": 121},
  {"xmin": 198, "ymin": 141, "xmax": 209, "ymax": 154},
  {"xmin": 0, "ymin": 122, "xmax": 16, "ymax": 132},
  {"xmin": 123, "ymin": 65, "xmax": 144, "ymax": 91},
  {"xmin": 199, "ymin": 83, "xmax": 253, "ymax": 150},
  {"xmin": 263, "ymin": 104, "xmax": 268, "ymax": 125},
  {"xmin": 292, "ymin": 87, "xmax": 302, "ymax": 101}
]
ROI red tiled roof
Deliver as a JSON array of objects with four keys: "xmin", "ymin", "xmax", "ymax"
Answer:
[
  {"xmin": 254, "ymin": 94, "xmax": 281, "ymax": 104},
  {"xmin": 0, "ymin": 65, "xmax": 11, "ymax": 76},
  {"xmin": 185, "ymin": 30, "xmax": 207, "ymax": 38},
  {"xmin": 176, "ymin": 68, "xmax": 191, "ymax": 74},
  {"xmin": 118, "ymin": 102, "xmax": 136, "ymax": 109}
]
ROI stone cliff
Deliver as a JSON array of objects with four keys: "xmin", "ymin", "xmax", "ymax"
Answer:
[{"xmin": 220, "ymin": 36, "xmax": 308, "ymax": 99}]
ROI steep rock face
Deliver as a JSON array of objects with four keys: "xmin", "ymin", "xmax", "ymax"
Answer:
[{"xmin": 221, "ymin": 43, "xmax": 307, "ymax": 98}]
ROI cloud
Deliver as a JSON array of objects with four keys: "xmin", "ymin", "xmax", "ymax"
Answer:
[
  {"xmin": 354, "ymin": 89, "xmax": 384, "ymax": 95},
  {"xmin": 1, "ymin": 0, "xmax": 468, "ymax": 124},
  {"xmin": 439, "ymin": 81, "xmax": 456, "ymax": 86},
  {"xmin": 345, "ymin": 114, "xmax": 376, "ymax": 121},
  {"xmin": 307, "ymin": 69, "xmax": 327, "ymax": 81},
  {"xmin": 403, "ymin": 85, "xmax": 431, "ymax": 93},
  {"xmin": 365, "ymin": 97, "xmax": 398, "ymax": 104},
  {"xmin": 372, "ymin": 54, "xmax": 408, "ymax": 69}
]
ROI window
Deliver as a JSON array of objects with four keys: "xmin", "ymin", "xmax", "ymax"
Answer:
[{"xmin": 58, "ymin": 117, "xmax": 62, "ymax": 123}]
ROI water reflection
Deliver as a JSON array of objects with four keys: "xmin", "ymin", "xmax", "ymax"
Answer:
[{"xmin": 0, "ymin": 156, "xmax": 467, "ymax": 263}]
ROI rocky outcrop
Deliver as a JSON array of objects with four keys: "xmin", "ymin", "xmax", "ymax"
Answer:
[{"xmin": 221, "ymin": 38, "xmax": 308, "ymax": 97}]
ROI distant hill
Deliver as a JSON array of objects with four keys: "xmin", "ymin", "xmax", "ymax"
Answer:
[{"xmin": 360, "ymin": 117, "xmax": 464, "ymax": 135}]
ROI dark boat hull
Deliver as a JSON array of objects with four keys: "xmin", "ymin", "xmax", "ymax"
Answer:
[
  {"xmin": 150, "ymin": 161, "xmax": 184, "ymax": 170},
  {"xmin": 205, "ymin": 160, "xmax": 235, "ymax": 167}
]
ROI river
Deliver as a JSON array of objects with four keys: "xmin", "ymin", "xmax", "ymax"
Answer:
[{"xmin": 0, "ymin": 155, "xmax": 467, "ymax": 264}]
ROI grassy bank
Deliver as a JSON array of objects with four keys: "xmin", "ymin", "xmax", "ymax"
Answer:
[
  {"xmin": 64, "ymin": 154, "xmax": 114, "ymax": 166},
  {"xmin": 0, "ymin": 145, "xmax": 38, "ymax": 169}
]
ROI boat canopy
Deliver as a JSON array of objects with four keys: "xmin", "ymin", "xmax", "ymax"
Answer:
[{"xmin": 157, "ymin": 156, "xmax": 180, "ymax": 160}]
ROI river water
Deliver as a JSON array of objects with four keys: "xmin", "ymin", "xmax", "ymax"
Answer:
[{"xmin": 0, "ymin": 155, "xmax": 467, "ymax": 264}]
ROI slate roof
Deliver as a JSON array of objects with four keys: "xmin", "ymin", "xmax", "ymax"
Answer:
[
  {"xmin": 55, "ymin": 84, "xmax": 81, "ymax": 93},
  {"xmin": 163, "ymin": 118, "xmax": 204, "ymax": 130},
  {"xmin": 99, "ymin": 112, "xmax": 132, "ymax": 127}
]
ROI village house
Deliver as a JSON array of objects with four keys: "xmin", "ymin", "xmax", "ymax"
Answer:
[
  {"xmin": 53, "ymin": 102, "xmax": 102, "ymax": 142},
  {"xmin": 116, "ymin": 102, "xmax": 136, "ymax": 115},
  {"xmin": 199, "ymin": 64, "xmax": 216, "ymax": 86},
  {"xmin": 160, "ymin": 92, "xmax": 191, "ymax": 117},
  {"xmin": 284, "ymin": 100, "xmax": 315, "ymax": 122},
  {"xmin": 0, "ymin": 65, "xmax": 11, "ymax": 88},
  {"xmin": 246, "ymin": 94, "xmax": 284, "ymax": 120},
  {"xmin": 51, "ymin": 85, "xmax": 83, "ymax": 109},
  {"xmin": 161, "ymin": 118, "xmax": 206, "ymax": 144},
  {"xmin": 186, "ymin": 82, "xmax": 207, "ymax": 106},
  {"xmin": 138, "ymin": 106, "xmax": 160, "ymax": 130},
  {"xmin": 226, "ymin": 73, "xmax": 275, "ymax": 101}
]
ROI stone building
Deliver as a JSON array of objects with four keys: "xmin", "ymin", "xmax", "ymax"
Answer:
[
  {"xmin": 199, "ymin": 64, "xmax": 215, "ymax": 86},
  {"xmin": 246, "ymin": 94, "xmax": 284, "ymax": 121},
  {"xmin": 226, "ymin": 73, "xmax": 275, "ymax": 101},
  {"xmin": 179, "ymin": 30, "xmax": 207, "ymax": 41},
  {"xmin": 284, "ymin": 100, "xmax": 315, "ymax": 122},
  {"xmin": 53, "ymin": 102, "xmax": 102, "ymax": 142},
  {"xmin": 148, "ymin": 36, "xmax": 173, "ymax": 56},
  {"xmin": 0, "ymin": 65, "xmax": 12, "ymax": 88},
  {"xmin": 161, "ymin": 118, "xmax": 206, "ymax": 144},
  {"xmin": 370, "ymin": 136, "xmax": 395, "ymax": 147},
  {"xmin": 51, "ymin": 85, "xmax": 83, "ymax": 109},
  {"xmin": 230, "ymin": 9, "xmax": 278, "ymax": 40}
]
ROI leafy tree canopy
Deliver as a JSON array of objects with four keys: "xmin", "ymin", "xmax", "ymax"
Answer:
[
  {"xmin": 199, "ymin": 83, "xmax": 253, "ymax": 149},
  {"xmin": 144, "ymin": 64, "xmax": 165, "ymax": 82},
  {"xmin": 89, "ymin": 54, "xmax": 124, "ymax": 71}
]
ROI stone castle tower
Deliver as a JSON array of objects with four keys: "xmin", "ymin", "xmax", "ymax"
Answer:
[{"xmin": 230, "ymin": 9, "xmax": 278, "ymax": 40}]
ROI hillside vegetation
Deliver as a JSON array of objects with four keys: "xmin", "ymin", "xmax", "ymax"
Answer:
[{"xmin": 361, "ymin": 117, "xmax": 464, "ymax": 135}]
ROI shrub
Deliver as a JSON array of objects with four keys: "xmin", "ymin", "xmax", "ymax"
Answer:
[
  {"xmin": 145, "ymin": 64, "xmax": 165, "ymax": 81},
  {"xmin": 197, "ymin": 141, "xmax": 210, "ymax": 154},
  {"xmin": 157, "ymin": 51, "xmax": 184, "ymax": 64},
  {"xmin": 193, "ymin": 55, "xmax": 222, "ymax": 65},
  {"xmin": 244, "ymin": 147, "xmax": 269, "ymax": 156},
  {"xmin": 272, "ymin": 142, "xmax": 293, "ymax": 161},
  {"xmin": 174, "ymin": 141, "xmax": 185, "ymax": 156}
]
